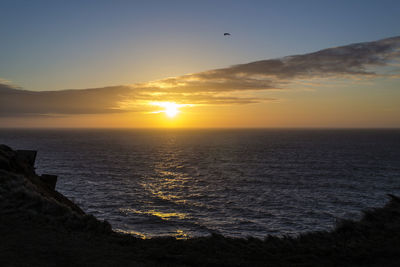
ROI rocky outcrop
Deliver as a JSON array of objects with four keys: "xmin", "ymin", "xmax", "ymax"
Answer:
[{"xmin": 0, "ymin": 144, "xmax": 111, "ymax": 233}]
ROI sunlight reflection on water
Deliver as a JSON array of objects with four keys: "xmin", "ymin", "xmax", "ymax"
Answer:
[{"xmin": 1, "ymin": 129, "xmax": 399, "ymax": 238}]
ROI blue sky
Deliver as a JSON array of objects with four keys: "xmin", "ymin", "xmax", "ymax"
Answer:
[{"xmin": 1, "ymin": 0, "xmax": 399, "ymax": 91}]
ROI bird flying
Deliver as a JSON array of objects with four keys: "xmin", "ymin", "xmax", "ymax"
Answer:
[{"xmin": 224, "ymin": 33, "xmax": 231, "ymax": 36}]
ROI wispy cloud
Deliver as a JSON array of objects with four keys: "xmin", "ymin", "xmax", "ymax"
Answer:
[
  {"xmin": 137, "ymin": 36, "xmax": 400, "ymax": 93},
  {"xmin": 1, "ymin": 36, "xmax": 399, "ymax": 116}
]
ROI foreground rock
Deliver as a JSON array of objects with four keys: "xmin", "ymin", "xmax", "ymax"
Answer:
[{"xmin": 0, "ymin": 144, "xmax": 399, "ymax": 266}]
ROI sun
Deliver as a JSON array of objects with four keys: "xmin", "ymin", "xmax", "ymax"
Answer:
[
  {"xmin": 150, "ymin": 102, "xmax": 183, "ymax": 118},
  {"xmin": 164, "ymin": 102, "xmax": 179, "ymax": 118}
]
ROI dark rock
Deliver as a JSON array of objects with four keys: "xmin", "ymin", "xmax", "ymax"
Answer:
[
  {"xmin": 40, "ymin": 174, "xmax": 58, "ymax": 190},
  {"xmin": 15, "ymin": 150, "xmax": 37, "ymax": 167},
  {"xmin": 0, "ymin": 154, "xmax": 11, "ymax": 171},
  {"xmin": 0, "ymin": 145, "xmax": 14, "ymax": 171}
]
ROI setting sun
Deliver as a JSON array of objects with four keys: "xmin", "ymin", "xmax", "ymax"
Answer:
[
  {"xmin": 164, "ymin": 103, "xmax": 179, "ymax": 118},
  {"xmin": 151, "ymin": 102, "xmax": 184, "ymax": 118}
]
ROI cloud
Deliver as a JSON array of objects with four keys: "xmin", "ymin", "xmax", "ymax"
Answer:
[
  {"xmin": 1, "ymin": 36, "xmax": 399, "ymax": 116},
  {"xmin": 0, "ymin": 80, "xmax": 20, "ymax": 91},
  {"xmin": 138, "ymin": 36, "xmax": 400, "ymax": 93},
  {"xmin": 0, "ymin": 85, "xmax": 136, "ymax": 116},
  {"xmin": 135, "ymin": 92, "xmax": 275, "ymax": 105}
]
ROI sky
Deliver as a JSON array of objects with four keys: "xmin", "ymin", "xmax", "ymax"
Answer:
[{"xmin": 0, "ymin": 0, "xmax": 399, "ymax": 128}]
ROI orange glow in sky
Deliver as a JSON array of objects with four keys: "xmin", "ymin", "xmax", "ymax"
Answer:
[{"xmin": 0, "ymin": 36, "xmax": 399, "ymax": 128}]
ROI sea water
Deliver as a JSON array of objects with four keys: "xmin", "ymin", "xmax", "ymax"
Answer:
[{"xmin": 1, "ymin": 129, "xmax": 399, "ymax": 238}]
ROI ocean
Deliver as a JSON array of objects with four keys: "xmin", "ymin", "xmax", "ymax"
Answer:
[{"xmin": 0, "ymin": 129, "xmax": 399, "ymax": 239}]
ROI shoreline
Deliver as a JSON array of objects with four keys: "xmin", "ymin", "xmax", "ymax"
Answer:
[{"xmin": 1, "ymin": 144, "xmax": 400, "ymax": 266}]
